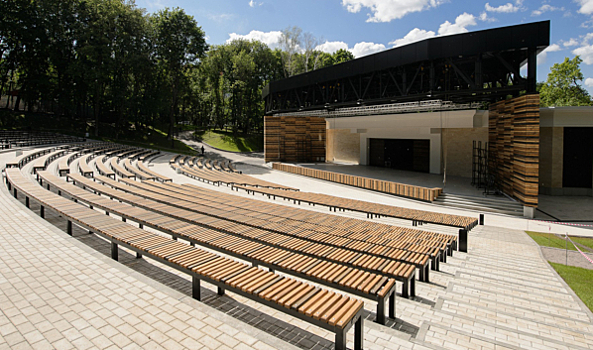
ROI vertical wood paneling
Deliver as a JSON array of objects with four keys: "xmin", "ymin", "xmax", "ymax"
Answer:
[
  {"xmin": 489, "ymin": 94, "xmax": 539, "ymax": 207},
  {"xmin": 264, "ymin": 116, "xmax": 326, "ymax": 163}
]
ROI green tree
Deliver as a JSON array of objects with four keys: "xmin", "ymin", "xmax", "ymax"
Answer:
[
  {"xmin": 333, "ymin": 49, "xmax": 355, "ymax": 64},
  {"xmin": 540, "ymin": 56, "xmax": 592, "ymax": 107},
  {"xmin": 150, "ymin": 8, "xmax": 207, "ymax": 144}
]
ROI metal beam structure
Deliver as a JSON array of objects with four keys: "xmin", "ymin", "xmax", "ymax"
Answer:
[{"xmin": 263, "ymin": 21, "xmax": 549, "ymax": 116}]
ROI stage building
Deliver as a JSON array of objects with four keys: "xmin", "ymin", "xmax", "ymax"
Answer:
[{"xmin": 261, "ymin": 21, "xmax": 593, "ymax": 216}]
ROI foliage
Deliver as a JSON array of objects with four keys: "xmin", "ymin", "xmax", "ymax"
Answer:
[
  {"xmin": 539, "ymin": 56, "xmax": 592, "ymax": 107},
  {"xmin": 549, "ymin": 262, "xmax": 593, "ymax": 312},
  {"xmin": 0, "ymin": 2, "xmax": 353, "ymax": 140}
]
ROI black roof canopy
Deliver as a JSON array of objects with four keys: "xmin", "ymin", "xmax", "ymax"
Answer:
[{"xmin": 264, "ymin": 20, "xmax": 550, "ymax": 115}]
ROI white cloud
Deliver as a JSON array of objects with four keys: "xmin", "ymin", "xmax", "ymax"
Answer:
[
  {"xmin": 485, "ymin": 2, "xmax": 520, "ymax": 13},
  {"xmin": 535, "ymin": 44, "xmax": 561, "ymax": 66},
  {"xmin": 586, "ymin": 78, "xmax": 593, "ymax": 87},
  {"xmin": 351, "ymin": 42, "xmax": 387, "ymax": 57},
  {"xmin": 208, "ymin": 13, "xmax": 234, "ymax": 22},
  {"xmin": 573, "ymin": 44, "xmax": 593, "ymax": 64},
  {"xmin": 531, "ymin": 4, "xmax": 564, "ymax": 16},
  {"xmin": 341, "ymin": 0, "xmax": 443, "ymax": 23},
  {"xmin": 226, "ymin": 30, "xmax": 283, "ymax": 48},
  {"xmin": 438, "ymin": 13, "xmax": 477, "ymax": 36},
  {"xmin": 564, "ymin": 38, "xmax": 579, "ymax": 47},
  {"xmin": 248, "ymin": 0, "xmax": 263, "ymax": 7},
  {"xmin": 576, "ymin": 0, "xmax": 593, "ymax": 15},
  {"xmin": 389, "ymin": 28, "xmax": 435, "ymax": 47},
  {"xmin": 479, "ymin": 11, "xmax": 497, "ymax": 22},
  {"xmin": 316, "ymin": 41, "xmax": 349, "ymax": 54}
]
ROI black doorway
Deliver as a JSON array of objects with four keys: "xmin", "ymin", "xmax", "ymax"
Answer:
[
  {"xmin": 563, "ymin": 127, "xmax": 593, "ymax": 188},
  {"xmin": 369, "ymin": 138, "xmax": 430, "ymax": 172}
]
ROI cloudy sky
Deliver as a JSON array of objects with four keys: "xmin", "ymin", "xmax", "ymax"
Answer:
[{"xmin": 137, "ymin": 0, "xmax": 593, "ymax": 93}]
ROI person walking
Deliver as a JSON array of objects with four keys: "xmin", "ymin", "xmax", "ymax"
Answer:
[{"xmin": 201, "ymin": 145, "xmax": 205, "ymax": 155}]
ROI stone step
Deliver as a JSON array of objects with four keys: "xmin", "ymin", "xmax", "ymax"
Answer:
[
  {"xmin": 438, "ymin": 298, "xmax": 593, "ymax": 343},
  {"xmin": 446, "ymin": 284, "xmax": 590, "ymax": 322}
]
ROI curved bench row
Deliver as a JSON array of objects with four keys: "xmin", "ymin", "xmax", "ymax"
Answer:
[
  {"xmin": 41, "ymin": 171, "xmax": 396, "ymax": 325},
  {"xmin": 4, "ymin": 166, "xmax": 364, "ymax": 350}
]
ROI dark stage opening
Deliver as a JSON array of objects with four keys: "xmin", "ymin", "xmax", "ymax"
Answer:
[
  {"xmin": 563, "ymin": 127, "xmax": 593, "ymax": 188},
  {"xmin": 369, "ymin": 139, "xmax": 430, "ymax": 172}
]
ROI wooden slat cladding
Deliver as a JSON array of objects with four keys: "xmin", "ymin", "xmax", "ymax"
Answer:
[
  {"xmin": 273, "ymin": 163, "xmax": 442, "ymax": 202},
  {"xmin": 264, "ymin": 116, "xmax": 326, "ymax": 163},
  {"xmin": 488, "ymin": 94, "xmax": 539, "ymax": 207}
]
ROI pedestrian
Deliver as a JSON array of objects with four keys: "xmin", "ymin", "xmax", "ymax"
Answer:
[{"xmin": 201, "ymin": 145, "xmax": 205, "ymax": 155}]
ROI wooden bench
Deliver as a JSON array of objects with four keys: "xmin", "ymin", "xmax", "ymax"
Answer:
[
  {"xmin": 110, "ymin": 157, "xmax": 136, "ymax": 179},
  {"xmin": 94, "ymin": 155, "xmax": 116, "ymax": 179},
  {"xmin": 6, "ymin": 169, "xmax": 365, "ymax": 350},
  {"xmin": 137, "ymin": 161, "xmax": 172, "ymax": 182},
  {"xmin": 32, "ymin": 149, "xmax": 67, "ymax": 174},
  {"xmin": 58, "ymin": 155, "xmax": 70, "ymax": 177},
  {"xmin": 78, "ymin": 154, "xmax": 94, "ymax": 177},
  {"xmin": 70, "ymin": 173, "xmax": 418, "ymax": 298},
  {"xmin": 170, "ymin": 154, "xmax": 180, "ymax": 165},
  {"xmin": 228, "ymin": 162, "xmax": 242, "ymax": 174},
  {"xmin": 42, "ymin": 171, "xmax": 397, "ymax": 325},
  {"xmin": 233, "ymin": 184, "xmax": 477, "ymax": 230},
  {"xmin": 123, "ymin": 159, "xmax": 156, "ymax": 181}
]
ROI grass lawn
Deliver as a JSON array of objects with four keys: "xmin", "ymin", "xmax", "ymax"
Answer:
[
  {"xmin": 195, "ymin": 129, "xmax": 263, "ymax": 152},
  {"xmin": 549, "ymin": 262, "xmax": 593, "ymax": 312},
  {"xmin": 525, "ymin": 231, "xmax": 593, "ymax": 252}
]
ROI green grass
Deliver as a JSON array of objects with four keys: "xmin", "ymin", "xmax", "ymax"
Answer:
[
  {"xmin": 194, "ymin": 129, "xmax": 263, "ymax": 152},
  {"xmin": 525, "ymin": 231, "xmax": 593, "ymax": 252},
  {"xmin": 549, "ymin": 262, "xmax": 593, "ymax": 312}
]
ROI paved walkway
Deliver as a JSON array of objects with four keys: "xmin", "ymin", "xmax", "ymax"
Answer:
[{"xmin": 1, "ymin": 146, "xmax": 593, "ymax": 350}]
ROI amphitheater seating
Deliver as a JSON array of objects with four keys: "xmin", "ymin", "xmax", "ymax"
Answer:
[
  {"xmin": 70, "ymin": 174, "xmax": 420, "ymax": 297},
  {"xmin": 274, "ymin": 163, "xmax": 443, "ymax": 202},
  {"xmin": 137, "ymin": 161, "xmax": 172, "ymax": 182},
  {"xmin": 78, "ymin": 154, "xmax": 94, "ymax": 177},
  {"xmin": 94, "ymin": 155, "xmax": 116, "ymax": 179},
  {"xmin": 40, "ymin": 171, "xmax": 397, "ymax": 325},
  {"xmin": 233, "ymin": 185, "xmax": 477, "ymax": 230},
  {"xmin": 123, "ymin": 158, "xmax": 156, "ymax": 180},
  {"xmin": 110, "ymin": 157, "xmax": 135, "ymax": 179},
  {"xmin": 5, "ymin": 167, "xmax": 364, "ymax": 350}
]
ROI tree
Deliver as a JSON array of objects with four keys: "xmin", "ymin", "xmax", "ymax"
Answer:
[
  {"xmin": 539, "ymin": 56, "xmax": 592, "ymax": 107},
  {"xmin": 150, "ymin": 8, "xmax": 207, "ymax": 145},
  {"xmin": 278, "ymin": 26, "xmax": 302, "ymax": 78},
  {"xmin": 333, "ymin": 49, "xmax": 355, "ymax": 64}
]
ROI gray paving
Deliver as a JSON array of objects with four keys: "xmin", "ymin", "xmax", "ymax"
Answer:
[{"xmin": 1, "ymin": 146, "xmax": 593, "ymax": 350}]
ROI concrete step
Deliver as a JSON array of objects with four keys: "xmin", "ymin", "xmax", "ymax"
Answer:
[
  {"xmin": 438, "ymin": 195, "xmax": 522, "ymax": 209},
  {"xmin": 432, "ymin": 200, "xmax": 523, "ymax": 216}
]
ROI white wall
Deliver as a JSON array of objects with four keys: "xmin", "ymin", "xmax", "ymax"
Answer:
[{"xmin": 326, "ymin": 110, "xmax": 482, "ymax": 174}]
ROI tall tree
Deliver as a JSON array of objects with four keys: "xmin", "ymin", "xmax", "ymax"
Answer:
[
  {"xmin": 150, "ymin": 8, "xmax": 207, "ymax": 144},
  {"xmin": 279, "ymin": 26, "xmax": 302, "ymax": 78},
  {"xmin": 540, "ymin": 56, "xmax": 592, "ymax": 107}
]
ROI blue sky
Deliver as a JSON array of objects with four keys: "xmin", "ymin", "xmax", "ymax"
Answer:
[{"xmin": 136, "ymin": 0, "xmax": 593, "ymax": 93}]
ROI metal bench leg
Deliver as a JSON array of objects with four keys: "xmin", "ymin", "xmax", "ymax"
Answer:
[
  {"xmin": 25, "ymin": 197, "xmax": 29, "ymax": 208},
  {"xmin": 389, "ymin": 292, "xmax": 396, "ymax": 319},
  {"xmin": 419, "ymin": 267, "xmax": 424, "ymax": 282},
  {"xmin": 13, "ymin": 188, "xmax": 17, "ymax": 198},
  {"xmin": 67, "ymin": 221, "xmax": 72, "ymax": 236},
  {"xmin": 411, "ymin": 277, "xmax": 416, "ymax": 298},
  {"xmin": 335, "ymin": 329, "xmax": 346, "ymax": 350},
  {"xmin": 402, "ymin": 279, "xmax": 409, "ymax": 298},
  {"xmin": 376, "ymin": 297, "xmax": 386, "ymax": 325},
  {"xmin": 111, "ymin": 242, "xmax": 118, "ymax": 261},
  {"xmin": 40, "ymin": 206, "xmax": 44, "ymax": 218},
  {"xmin": 192, "ymin": 276, "xmax": 201, "ymax": 301},
  {"xmin": 425, "ymin": 265, "xmax": 430, "ymax": 283},
  {"xmin": 217, "ymin": 287, "xmax": 225, "ymax": 296},
  {"xmin": 136, "ymin": 252, "xmax": 142, "ymax": 259},
  {"xmin": 355, "ymin": 316, "xmax": 363, "ymax": 350},
  {"xmin": 122, "ymin": 217, "xmax": 126, "ymax": 222},
  {"xmin": 139, "ymin": 224, "xmax": 143, "ymax": 229}
]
